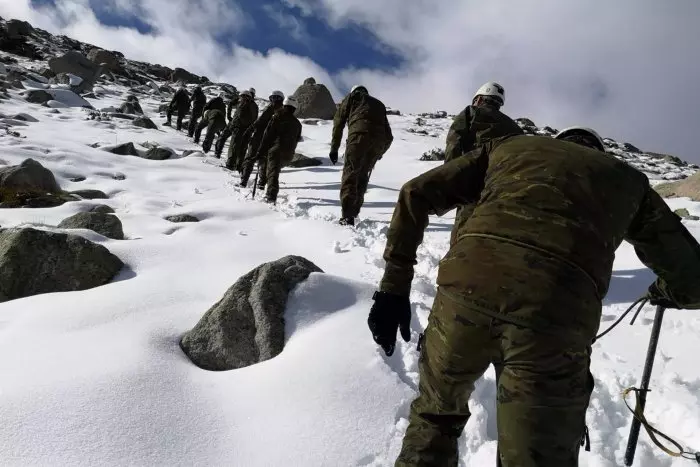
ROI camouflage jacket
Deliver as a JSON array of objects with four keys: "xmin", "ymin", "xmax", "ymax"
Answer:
[
  {"xmin": 226, "ymin": 95, "xmax": 240, "ymax": 121},
  {"xmin": 203, "ymin": 97, "xmax": 226, "ymax": 115},
  {"xmin": 190, "ymin": 89, "xmax": 206, "ymax": 114},
  {"xmin": 247, "ymin": 102, "xmax": 283, "ymax": 153},
  {"xmin": 444, "ymin": 105, "xmax": 523, "ymax": 163},
  {"xmin": 170, "ymin": 88, "xmax": 190, "ymax": 110},
  {"xmin": 231, "ymin": 98, "xmax": 258, "ymax": 130},
  {"xmin": 331, "ymin": 93, "xmax": 393, "ymax": 153},
  {"xmin": 258, "ymin": 109, "xmax": 302, "ymax": 159},
  {"xmin": 380, "ymin": 135, "xmax": 700, "ymax": 333}
]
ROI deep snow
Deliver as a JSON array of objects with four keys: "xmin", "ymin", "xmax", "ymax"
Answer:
[{"xmin": 0, "ymin": 64, "xmax": 699, "ymax": 467}]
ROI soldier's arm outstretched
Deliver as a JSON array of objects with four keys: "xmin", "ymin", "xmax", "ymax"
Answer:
[
  {"xmin": 380, "ymin": 148, "xmax": 489, "ymax": 296},
  {"xmin": 625, "ymin": 187, "xmax": 700, "ymax": 309}
]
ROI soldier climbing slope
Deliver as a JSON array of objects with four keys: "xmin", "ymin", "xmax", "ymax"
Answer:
[
  {"xmin": 254, "ymin": 96, "xmax": 302, "ymax": 205},
  {"xmin": 239, "ymin": 90, "xmax": 285, "ymax": 189},
  {"xmin": 223, "ymin": 89, "xmax": 259, "ymax": 171},
  {"xmin": 226, "ymin": 87, "xmax": 240, "ymax": 122},
  {"xmin": 187, "ymin": 85, "xmax": 207, "ymax": 138},
  {"xmin": 330, "ymin": 85, "xmax": 393, "ymax": 226},
  {"xmin": 166, "ymin": 83, "xmax": 190, "ymax": 131},
  {"xmin": 445, "ymin": 81, "xmax": 524, "ymax": 246},
  {"xmin": 368, "ymin": 127, "xmax": 700, "ymax": 467},
  {"xmin": 193, "ymin": 108, "xmax": 226, "ymax": 154}
]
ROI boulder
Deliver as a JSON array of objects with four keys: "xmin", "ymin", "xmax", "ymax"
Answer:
[
  {"xmin": 25, "ymin": 89, "xmax": 52, "ymax": 104},
  {"xmin": 386, "ymin": 109, "xmax": 401, "ymax": 116},
  {"xmin": 103, "ymin": 142, "xmax": 141, "ymax": 157},
  {"xmin": 70, "ymin": 189, "xmax": 109, "ymax": 200},
  {"xmin": 170, "ymin": 67, "xmax": 199, "ymax": 84},
  {"xmin": 285, "ymin": 153, "xmax": 323, "ymax": 168},
  {"xmin": 419, "ymin": 148, "xmax": 446, "ymax": 162},
  {"xmin": 58, "ymin": 212, "xmax": 124, "ymax": 239},
  {"xmin": 655, "ymin": 172, "xmax": 700, "ymax": 201},
  {"xmin": 89, "ymin": 204, "xmax": 115, "ymax": 214},
  {"xmin": 165, "ymin": 214, "xmax": 199, "ymax": 223},
  {"xmin": 291, "ymin": 78, "xmax": 337, "ymax": 120},
  {"xmin": 0, "ymin": 227, "xmax": 123, "ymax": 303},
  {"xmin": 6, "ymin": 20, "xmax": 33, "ymax": 37},
  {"xmin": 132, "ymin": 117, "xmax": 157, "ymax": 129},
  {"xmin": 0, "ymin": 158, "xmax": 60, "ymax": 194},
  {"xmin": 143, "ymin": 147, "xmax": 174, "ymax": 160},
  {"xmin": 180, "ymin": 255, "xmax": 323, "ymax": 371},
  {"xmin": 87, "ymin": 48, "xmax": 121, "ymax": 72},
  {"xmin": 515, "ymin": 117, "xmax": 536, "ymax": 127},
  {"xmin": 118, "ymin": 100, "xmax": 143, "ymax": 115},
  {"xmin": 48, "ymin": 51, "xmax": 101, "ymax": 91}
]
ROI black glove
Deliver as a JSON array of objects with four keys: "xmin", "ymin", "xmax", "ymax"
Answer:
[
  {"xmin": 329, "ymin": 150, "xmax": 338, "ymax": 165},
  {"xmin": 647, "ymin": 280, "xmax": 681, "ymax": 309},
  {"xmin": 368, "ymin": 291, "xmax": 411, "ymax": 356}
]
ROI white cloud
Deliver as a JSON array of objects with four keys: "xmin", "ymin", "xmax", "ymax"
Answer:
[
  {"xmin": 262, "ymin": 4, "xmax": 312, "ymax": 46},
  {"xmin": 287, "ymin": 0, "xmax": 700, "ymax": 162},
  {"xmin": 0, "ymin": 0, "xmax": 340, "ymax": 101}
]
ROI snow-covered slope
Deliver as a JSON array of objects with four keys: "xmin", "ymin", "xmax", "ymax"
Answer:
[{"xmin": 1, "ymin": 25, "xmax": 700, "ymax": 467}]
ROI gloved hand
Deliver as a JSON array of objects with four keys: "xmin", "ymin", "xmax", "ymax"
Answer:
[
  {"xmin": 647, "ymin": 280, "xmax": 681, "ymax": 309},
  {"xmin": 368, "ymin": 291, "xmax": 411, "ymax": 356},
  {"xmin": 329, "ymin": 150, "xmax": 338, "ymax": 165}
]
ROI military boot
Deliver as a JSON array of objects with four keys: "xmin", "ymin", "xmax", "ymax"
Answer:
[{"xmin": 339, "ymin": 217, "xmax": 355, "ymax": 226}]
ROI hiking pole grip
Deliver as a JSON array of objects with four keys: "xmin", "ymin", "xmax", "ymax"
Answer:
[{"xmin": 624, "ymin": 305, "xmax": 666, "ymax": 466}]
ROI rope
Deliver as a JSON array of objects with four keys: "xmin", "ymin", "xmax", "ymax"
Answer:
[
  {"xmin": 622, "ymin": 387, "xmax": 700, "ymax": 463},
  {"xmin": 595, "ymin": 297, "xmax": 649, "ymax": 342}
]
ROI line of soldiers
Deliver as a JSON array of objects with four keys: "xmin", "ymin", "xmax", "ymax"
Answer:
[{"xmin": 363, "ymin": 81, "xmax": 700, "ymax": 466}]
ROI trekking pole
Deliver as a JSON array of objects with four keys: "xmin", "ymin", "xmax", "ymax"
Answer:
[
  {"xmin": 624, "ymin": 305, "xmax": 666, "ymax": 466},
  {"xmin": 251, "ymin": 162, "xmax": 259, "ymax": 199}
]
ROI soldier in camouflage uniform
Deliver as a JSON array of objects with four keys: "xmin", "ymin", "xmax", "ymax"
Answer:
[
  {"xmin": 445, "ymin": 82, "xmax": 524, "ymax": 246},
  {"xmin": 368, "ymin": 127, "xmax": 700, "ymax": 467},
  {"xmin": 166, "ymin": 84, "xmax": 190, "ymax": 131},
  {"xmin": 226, "ymin": 88, "xmax": 240, "ymax": 122},
  {"xmin": 330, "ymin": 85, "xmax": 393, "ymax": 226},
  {"xmin": 239, "ymin": 90, "xmax": 285, "ymax": 188},
  {"xmin": 193, "ymin": 109, "xmax": 226, "ymax": 154},
  {"xmin": 256, "ymin": 96, "xmax": 302, "ymax": 204},
  {"xmin": 187, "ymin": 86, "xmax": 207, "ymax": 138},
  {"xmin": 220, "ymin": 90, "xmax": 259, "ymax": 170}
]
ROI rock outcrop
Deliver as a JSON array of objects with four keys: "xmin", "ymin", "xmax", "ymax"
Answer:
[
  {"xmin": 291, "ymin": 77, "xmax": 337, "ymax": 120},
  {"xmin": 180, "ymin": 255, "xmax": 323, "ymax": 371},
  {"xmin": 58, "ymin": 212, "xmax": 124, "ymax": 239}
]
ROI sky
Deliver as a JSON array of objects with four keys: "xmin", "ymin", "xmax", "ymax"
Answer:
[{"xmin": 1, "ymin": 0, "xmax": 700, "ymax": 163}]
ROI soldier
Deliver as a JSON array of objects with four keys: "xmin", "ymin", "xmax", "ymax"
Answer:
[
  {"xmin": 330, "ymin": 85, "xmax": 393, "ymax": 226},
  {"xmin": 224, "ymin": 90, "xmax": 259, "ymax": 171},
  {"xmin": 445, "ymin": 81, "xmax": 525, "ymax": 245},
  {"xmin": 193, "ymin": 108, "xmax": 226, "ymax": 154},
  {"xmin": 368, "ymin": 127, "xmax": 700, "ymax": 467},
  {"xmin": 187, "ymin": 85, "xmax": 207, "ymax": 138},
  {"xmin": 256, "ymin": 96, "xmax": 302, "ymax": 204},
  {"xmin": 166, "ymin": 84, "xmax": 190, "ymax": 131},
  {"xmin": 226, "ymin": 88, "xmax": 240, "ymax": 122},
  {"xmin": 239, "ymin": 90, "xmax": 285, "ymax": 188}
]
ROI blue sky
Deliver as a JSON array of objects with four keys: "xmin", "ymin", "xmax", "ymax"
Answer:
[{"xmin": 6, "ymin": 0, "xmax": 700, "ymax": 162}]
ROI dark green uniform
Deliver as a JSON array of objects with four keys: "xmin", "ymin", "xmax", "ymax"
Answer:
[
  {"xmin": 188, "ymin": 88, "xmax": 207, "ymax": 138},
  {"xmin": 213, "ymin": 94, "xmax": 242, "ymax": 155},
  {"xmin": 224, "ymin": 97, "xmax": 259, "ymax": 171},
  {"xmin": 167, "ymin": 88, "xmax": 190, "ymax": 131},
  {"xmin": 203, "ymin": 96, "xmax": 226, "ymax": 115},
  {"xmin": 240, "ymin": 101, "xmax": 283, "ymax": 187},
  {"xmin": 444, "ymin": 105, "xmax": 524, "ymax": 246},
  {"xmin": 378, "ymin": 135, "xmax": 700, "ymax": 466},
  {"xmin": 331, "ymin": 92, "xmax": 393, "ymax": 220},
  {"xmin": 194, "ymin": 109, "xmax": 226, "ymax": 153},
  {"xmin": 257, "ymin": 108, "xmax": 302, "ymax": 203},
  {"xmin": 227, "ymin": 94, "xmax": 240, "ymax": 121}
]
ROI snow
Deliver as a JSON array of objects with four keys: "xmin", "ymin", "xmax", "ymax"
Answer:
[{"xmin": 0, "ymin": 60, "xmax": 699, "ymax": 467}]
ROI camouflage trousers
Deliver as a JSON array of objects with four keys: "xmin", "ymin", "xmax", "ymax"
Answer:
[
  {"xmin": 226, "ymin": 127, "xmax": 252, "ymax": 171},
  {"xmin": 240, "ymin": 144, "xmax": 267, "ymax": 187},
  {"xmin": 396, "ymin": 287, "xmax": 593, "ymax": 467},
  {"xmin": 188, "ymin": 108, "xmax": 203, "ymax": 138},
  {"xmin": 340, "ymin": 133, "xmax": 387, "ymax": 219},
  {"xmin": 265, "ymin": 148, "xmax": 291, "ymax": 202},
  {"xmin": 167, "ymin": 106, "xmax": 187, "ymax": 131},
  {"xmin": 195, "ymin": 113, "xmax": 226, "ymax": 154}
]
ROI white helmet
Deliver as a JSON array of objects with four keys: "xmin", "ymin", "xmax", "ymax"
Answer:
[
  {"xmin": 283, "ymin": 96, "xmax": 298, "ymax": 109},
  {"xmin": 249, "ymin": 87, "xmax": 256, "ymax": 97},
  {"xmin": 555, "ymin": 126, "xmax": 606, "ymax": 152},
  {"xmin": 473, "ymin": 81, "xmax": 505, "ymax": 106},
  {"xmin": 351, "ymin": 85, "xmax": 368, "ymax": 94},
  {"xmin": 270, "ymin": 90, "xmax": 284, "ymax": 100}
]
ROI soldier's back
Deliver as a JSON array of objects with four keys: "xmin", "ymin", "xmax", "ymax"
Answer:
[{"xmin": 347, "ymin": 94, "xmax": 387, "ymax": 136}]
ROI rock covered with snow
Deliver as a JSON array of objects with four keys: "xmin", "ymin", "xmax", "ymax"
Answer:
[
  {"xmin": 655, "ymin": 171, "xmax": 700, "ymax": 201},
  {"xmin": 0, "ymin": 227, "xmax": 123, "ymax": 303},
  {"xmin": 87, "ymin": 48, "xmax": 122, "ymax": 72},
  {"xmin": 58, "ymin": 212, "xmax": 124, "ymax": 240},
  {"xmin": 47, "ymin": 51, "xmax": 101, "ymax": 91},
  {"xmin": 0, "ymin": 158, "xmax": 61, "ymax": 194},
  {"xmin": 180, "ymin": 255, "xmax": 323, "ymax": 371},
  {"xmin": 165, "ymin": 214, "xmax": 199, "ymax": 223}
]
